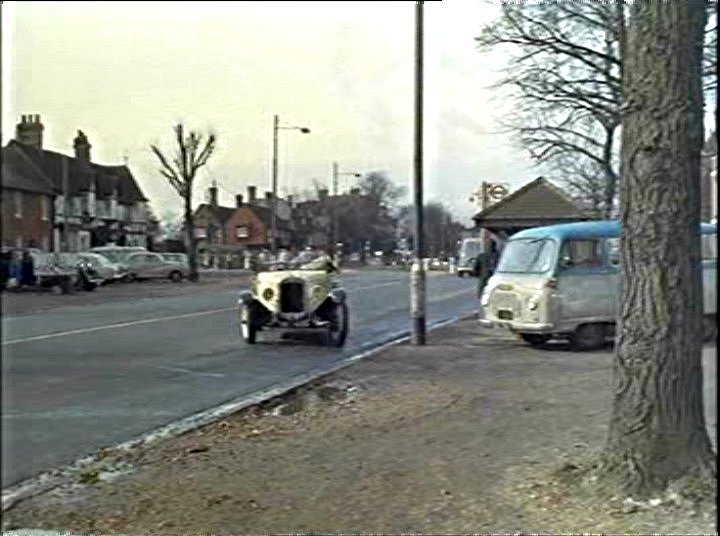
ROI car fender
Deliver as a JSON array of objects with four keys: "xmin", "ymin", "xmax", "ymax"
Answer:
[{"xmin": 329, "ymin": 288, "xmax": 346, "ymax": 304}]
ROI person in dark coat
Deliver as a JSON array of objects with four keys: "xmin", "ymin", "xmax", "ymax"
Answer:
[
  {"xmin": 476, "ymin": 241, "xmax": 499, "ymax": 298},
  {"xmin": 19, "ymin": 250, "xmax": 36, "ymax": 287}
]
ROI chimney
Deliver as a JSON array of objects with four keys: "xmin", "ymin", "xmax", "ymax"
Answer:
[
  {"xmin": 318, "ymin": 188, "xmax": 329, "ymax": 200},
  {"xmin": 15, "ymin": 114, "xmax": 44, "ymax": 149},
  {"xmin": 73, "ymin": 130, "xmax": 92, "ymax": 162},
  {"xmin": 235, "ymin": 194, "xmax": 244, "ymax": 208},
  {"xmin": 208, "ymin": 183, "xmax": 218, "ymax": 207},
  {"xmin": 247, "ymin": 185, "xmax": 257, "ymax": 203}
]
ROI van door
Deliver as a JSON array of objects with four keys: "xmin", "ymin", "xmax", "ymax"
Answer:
[{"xmin": 556, "ymin": 238, "xmax": 617, "ymax": 329}]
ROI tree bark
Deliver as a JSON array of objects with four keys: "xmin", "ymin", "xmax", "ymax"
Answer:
[
  {"xmin": 599, "ymin": 0, "xmax": 715, "ymax": 496},
  {"xmin": 184, "ymin": 193, "xmax": 199, "ymax": 282}
]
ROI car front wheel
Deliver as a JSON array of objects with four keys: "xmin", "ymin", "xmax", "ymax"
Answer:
[
  {"xmin": 239, "ymin": 302, "xmax": 258, "ymax": 344},
  {"xmin": 327, "ymin": 301, "xmax": 348, "ymax": 347}
]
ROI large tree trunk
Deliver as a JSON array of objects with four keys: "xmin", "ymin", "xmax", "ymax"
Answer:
[
  {"xmin": 184, "ymin": 194, "xmax": 199, "ymax": 282},
  {"xmin": 599, "ymin": 1, "xmax": 715, "ymax": 497}
]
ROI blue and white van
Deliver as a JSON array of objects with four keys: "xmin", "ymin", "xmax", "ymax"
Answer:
[{"xmin": 479, "ymin": 220, "xmax": 717, "ymax": 349}]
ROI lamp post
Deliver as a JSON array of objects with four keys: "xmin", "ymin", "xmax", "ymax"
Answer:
[
  {"xmin": 331, "ymin": 162, "xmax": 362, "ymax": 261},
  {"xmin": 270, "ymin": 114, "xmax": 310, "ymax": 254}
]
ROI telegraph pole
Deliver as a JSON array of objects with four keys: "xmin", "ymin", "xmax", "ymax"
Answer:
[
  {"xmin": 270, "ymin": 114, "xmax": 279, "ymax": 255},
  {"xmin": 62, "ymin": 155, "xmax": 69, "ymax": 252},
  {"xmin": 410, "ymin": 0, "xmax": 426, "ymax": 345}
]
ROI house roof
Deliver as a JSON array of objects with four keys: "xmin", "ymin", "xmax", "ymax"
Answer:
[
  {"xmin": 195, "ymin": 203, "xmax": 237, "ymax": 225},
  {"xmin": 1, "ymin": 144, "xmax": 56, "ymax": 194},
  {"xmin": 472, "ymin": 177, "xmax": 588, "ymax": 222},
  {"xmin": 2, "ymin": 139, "xmax": 147, "ymax": 203}
]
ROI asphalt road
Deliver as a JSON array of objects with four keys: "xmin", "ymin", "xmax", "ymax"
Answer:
[{"xmin": 2, "ymin": 269, "xmax": 480, "ymax": 487}]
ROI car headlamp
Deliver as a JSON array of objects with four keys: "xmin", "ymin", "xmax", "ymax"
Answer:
[
  {"xmin": 262, "ymin": 288, "xmax": 275, "ymax": 301},
  {"xmin": 528, "ymin": 299, "xmax": 538, "ymax": 311},
  {"xmin": 311, "ymin": 285, "xmax": 324, "ymax": 300}
]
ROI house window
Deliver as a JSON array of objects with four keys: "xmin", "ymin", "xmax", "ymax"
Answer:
[
  {"xmin": 14, "ymin": 191, "xmax": 22, "ymax": 218},
  {"xmin": 236, "ymin": 226, "xmax": 250, "ymax": 238},
  {"xmin": 195, "ymin": 227, "xmax": 207, "ymax": 239},
  {"xmin": 41, "ymin": 196, "xmax": 50, "ymax": 221}
]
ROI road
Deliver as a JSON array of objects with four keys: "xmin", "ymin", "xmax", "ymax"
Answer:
[{"xmin": 1, "ymin": 269, "xmax": 479, "ymax": 487}]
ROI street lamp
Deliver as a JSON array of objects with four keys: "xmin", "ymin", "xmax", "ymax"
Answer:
[
  {"xmin": 271, "ymin": 114, "xmax": 311, "ymax": 254},
  {"xmin": 331, "ymin": 162, "xmax": 362, "ymax": 261}
]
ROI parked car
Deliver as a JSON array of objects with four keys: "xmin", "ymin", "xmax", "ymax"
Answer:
[
  {"xmin": 125, "ymin": 251, "xmax": 189, "ymax": 282},
  {"xmin": 457, "ymin": 237, "xmax": 485, "ymax": 277},
  {"xmin": 89, "ymin": 246, "xmax": 147, "ymax": 275},
  {"xmin": 77, "ymin": 252, "xmax": 127, "ymax": 284},
  {"xmin": 160, "ymin": 252, "xmax": 189, "ymax": 266},
  {"xmin": 237, "ymin": 255, "xmax": 348, "ymax": 346}
]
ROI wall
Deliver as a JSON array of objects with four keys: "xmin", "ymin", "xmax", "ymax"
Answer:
[{"xmin": 1, "ymin": 188, "xmax": 53, "ymax": 250}]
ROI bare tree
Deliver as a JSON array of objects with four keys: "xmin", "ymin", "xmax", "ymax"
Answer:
[
  {"xmin": 476, "ymin": 1, "xmax": 716, "ymax": 219},
  {"xmin": 598, "ymin": 0, "xmax": 715, "ymax": 498},
  {"xmin": 150, "ymin": 124, "xmax": 216, "ymax": 282}
]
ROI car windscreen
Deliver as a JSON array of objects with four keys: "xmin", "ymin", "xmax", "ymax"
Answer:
[{"xmin": 496, "ymin": 238, "xmax": 556, "ymax": 274}]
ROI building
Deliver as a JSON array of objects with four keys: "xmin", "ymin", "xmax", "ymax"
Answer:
[
  {"xmin": 193, "ymin": 184, "xmax": 293, "ymax": 261},
  {"xmin": 2, "ymin": 115, "xmax": 151, "ymax": 251},
  {"xmin": 472, "ymin": 177, "xmax": 596, "ymax": 240}
]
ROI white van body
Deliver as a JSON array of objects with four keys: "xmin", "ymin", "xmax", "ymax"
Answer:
[{"xmin": 479, "ymin": 220, "xmax": 717, "ymax": 348}]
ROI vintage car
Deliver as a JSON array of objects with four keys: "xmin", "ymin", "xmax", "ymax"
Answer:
[{"xmin": 237, "ymin": 256, "xmax": 348, "ymax": 347}]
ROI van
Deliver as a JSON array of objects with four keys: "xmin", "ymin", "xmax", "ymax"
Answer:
[
  {"xmin": 456, "ymin": 238, "xmax": 485, "ymax": 277},
  {"xmin": 479, "ymin": 220, "xmax": 717, "ymax": 349}
]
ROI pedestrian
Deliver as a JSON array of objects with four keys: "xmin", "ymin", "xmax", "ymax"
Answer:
[
  {"xmin": 476, "ymin": 241, "xmax": 498, "ymax": 298},
  {"xmin": 20, "ymin": 250, "xmax": 36, "ymax": 288}
]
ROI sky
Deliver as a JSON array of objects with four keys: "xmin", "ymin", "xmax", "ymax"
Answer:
[{"xmin": 2, "ymin": 0, "xmax": 540, "ymax": 225}]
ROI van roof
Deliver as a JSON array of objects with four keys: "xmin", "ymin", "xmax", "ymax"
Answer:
[{"xmin": 510, "ymin": 220, "xmax": 717, "ymax": 241}]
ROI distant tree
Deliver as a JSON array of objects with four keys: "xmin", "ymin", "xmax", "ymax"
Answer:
[
  {"xmin": 598, "ymin": 0, "xmax": 715, "ymax": 498},
  {"xmin": 150, "ymin": 124, "xmax": 216, "ymax": 281},
  {"xmin": 360, "ymin": 171, "xmax": 406, "ymax": 209},
  {"xmin": 397, "ymin": 203, "xmax": 464, "ymax": 258}
]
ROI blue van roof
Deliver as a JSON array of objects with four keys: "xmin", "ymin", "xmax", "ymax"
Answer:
[{"xmin": 510, "ymin": 220, "xmax": 717, "ymax": 241}]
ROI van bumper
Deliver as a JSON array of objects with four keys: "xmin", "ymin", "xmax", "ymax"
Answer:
[{"xmin": 479, "ymin": 318, "xmax": 554, "ymax": 332}]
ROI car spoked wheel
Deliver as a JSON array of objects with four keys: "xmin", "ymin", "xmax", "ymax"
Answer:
[
  {"xmin": 327, "ymin": 301, "xmax": 348, "ymax": 347},
  {"xmin": 239, "ymin": 302, "xmax": 258, "ymax": 344}
]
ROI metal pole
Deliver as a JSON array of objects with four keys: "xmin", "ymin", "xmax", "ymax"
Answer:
[
  {"xmin": 332, "ymin": 161, "xmax": 338, "ymax": 196},
  {"xmin": 270, "ymin": 114, "xmax": 279, "ymax": 254},
  {"xmin": 411, "ymin": 0, "xmax": 426, "ymax": 345},
  {"xmin": 331, "ymin": 162, "xmax": 338, "ymax": 257}
]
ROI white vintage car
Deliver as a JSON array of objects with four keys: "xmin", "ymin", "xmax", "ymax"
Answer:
[{"xmin": 237, "ymin": 255, "xmax": 348, "ymax": 347}]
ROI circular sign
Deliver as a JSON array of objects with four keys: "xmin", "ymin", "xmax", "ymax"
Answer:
[{"xmin": 488, "ymin": 184, "xmax": 508, "ymax": 200}]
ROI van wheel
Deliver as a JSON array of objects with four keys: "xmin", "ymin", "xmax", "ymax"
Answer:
[
  {"xmin": 169, "ymin": 270, "xmax": 183, "ymax": 283},
  {"xmin": 571, "ymin": 323, "xmax": 605, "ymax": 351},
  {"xmin": 703, "ymin": 315, "xmax": 717, "ymax": 343},
  {"xmin": 519, "ymin": 333, "xmax": 551, "ymax": 347}
]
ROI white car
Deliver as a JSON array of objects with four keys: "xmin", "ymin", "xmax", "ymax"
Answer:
[
  {"xmin": 125, "ymin": 251, "xmax": 189, "ymax": 282},
  {"xmin": 77, "ymin": 252, "xmax": 126, "ymax": 284}
]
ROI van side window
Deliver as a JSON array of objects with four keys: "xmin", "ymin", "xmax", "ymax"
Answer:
[
  {"xmin": 701, "ymin": 233, "xmax": 717, "ymax": 260},
  {"xmin": 606, "ymin": 237, "xmax": 620, "ymax": 266},
  {"xmin": 559, "ymin": 239, "xmax": 603, "ymax": 269}
]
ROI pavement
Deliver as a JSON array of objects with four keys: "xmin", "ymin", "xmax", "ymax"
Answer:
[{"xmin": 2, "ymin": 318, "xmax": 716, "ymax": 534}]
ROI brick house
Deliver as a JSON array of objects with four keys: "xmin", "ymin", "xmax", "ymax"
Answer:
[
  {"xmin": 1, "ymin": 131, "xmax": 56, "ymax": 250},
  {"xmin": 193, "ymin": 185, "xmax": 292, "ymax": 254},
  {"xmin": 2, "ymin": 115, "xmax": 152, "ymax": 251}
]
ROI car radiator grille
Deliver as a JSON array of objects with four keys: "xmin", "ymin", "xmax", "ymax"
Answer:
[{"xmin": 280, "ymin": 281, "xmax": 304, "ymax": 313}]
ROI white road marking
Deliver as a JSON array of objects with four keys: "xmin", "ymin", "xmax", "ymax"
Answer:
[
  {"xmin": 147, "ymin": 364, "xmax": 226, "ymax": 378},
  {"xmin": 2, "ymin": 276, "xmax": 465, "ymax": 346},
  {"xmin": 1, "ymin": 308, "xmax": 235, "ymax": 346}
]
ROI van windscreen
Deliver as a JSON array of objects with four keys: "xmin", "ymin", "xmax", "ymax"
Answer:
[{"xmin": 496, "ymin": 238, "xmax": 556, "ymax": 274}]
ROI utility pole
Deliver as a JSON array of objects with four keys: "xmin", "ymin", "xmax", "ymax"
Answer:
[
  {"xmin": 270, "ymin": 114, "xmax": 279, "ymax": 255},
  {"xmin": 410, "ymin": 0, "xmax": 426, "ymax": 345}
]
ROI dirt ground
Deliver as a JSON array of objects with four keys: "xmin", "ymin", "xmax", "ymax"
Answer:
[
  {"xmin": 2, "ymin": 320, "xmax": 716, "ymax": 534},
  {"xmin": 1, "ymin": 275, "xmax": 251, "ymax": 317}
]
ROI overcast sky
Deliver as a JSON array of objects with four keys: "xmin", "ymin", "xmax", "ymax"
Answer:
[{"xmin": 2, "ymin": 0, "xmax": 539, "ymax": 224}]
